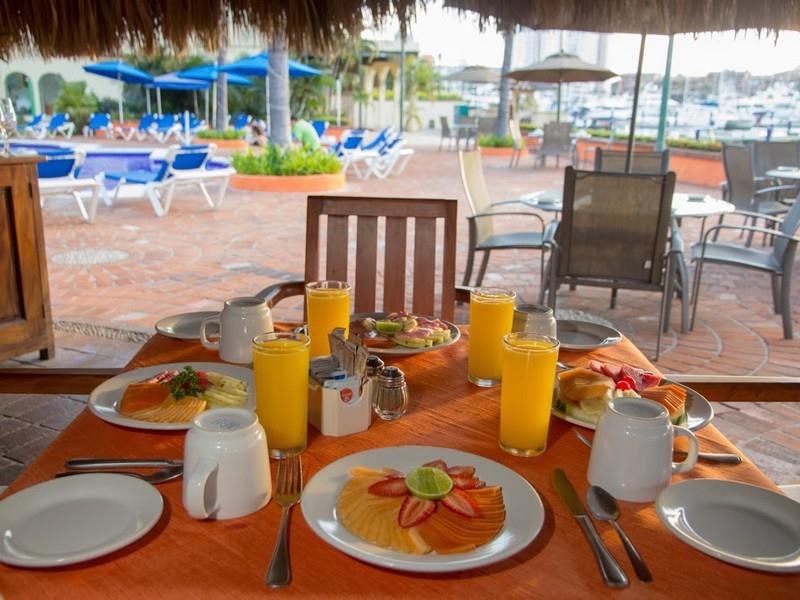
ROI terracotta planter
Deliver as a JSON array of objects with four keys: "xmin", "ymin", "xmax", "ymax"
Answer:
[
  {"xmin": 479, "ymin": 146, "xmax": 522, "ymax": 157},
  {"xmin": 203, "ymin": 139, "xmax": 248, "ymax": 150},
  {"xmin": 230, "ymin": 172, "xmax": 346, "ymax": 193}
]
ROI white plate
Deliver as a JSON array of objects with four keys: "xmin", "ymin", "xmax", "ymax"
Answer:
[
  {"xmin": 89, "ymin": 362, "xmax": 254, "ymax": 431},
  {"xmin": 155, "ymin": 311, "xmax": 219, "ymax": 340},
  {"xmin": 350, "ymin": 312, "xmax": 461, "ymax": 356},
  {"xmin": 0, "ymin": 474, "xmax": 163, "ymax": 567},
  {"xmin": 656, "ymin": 479, "xmax": 800, "ymax": 573},
  {"xmin": 557, "ymin": 320, "xmax": 621, "ymax": 350},
  {"xmin": 552, "ymin": 377, "xmax": 714, "ymax": 432},
  {"xmin": 301, "ymin": 445, "xmax": 544, "ymax": 573}
]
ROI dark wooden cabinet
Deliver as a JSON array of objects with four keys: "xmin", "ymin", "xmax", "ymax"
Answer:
[{"xmin": 0, "ymin": 155, "xmax": 54, "ymax": 361}]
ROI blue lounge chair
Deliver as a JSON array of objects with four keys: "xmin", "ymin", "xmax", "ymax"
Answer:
[
  {"xmin": 230, "ymin": 113, "xmax": 251, "ymax": 131},
  {"xmin": 311, "ymin": 120, "xmax": 329, "ymax": 137},
  {"xmin": 148, "ymin": 114, "xmax": 180, "ymax": 142},
  {"xmin": 176, "ymin": 113, "xmax": 207, "ymax": 143},
  {"xmin": 104, "ymin": 144, "xmax": 235, "ymax": 216},
  {"xmin": 33, "ymin": 113, "xmax": 75, "ymax": 139},
  {"xmin": 361, "ymin": 126, "xmax": 393, "ymax": 151},
  {"xmin": 37, "ymin": 150, "xmax": 106, "ymax": 222},
  {"xmin": 117, "ymin": 113, "xmax": 158, "ymax": 141},
  {"xmin": 23, "ymin": 114, "xmax": 46, "ymax": 137},
  {"xmin": 83, "ymin": 112, "xmax": 113, "ymax": 138}
]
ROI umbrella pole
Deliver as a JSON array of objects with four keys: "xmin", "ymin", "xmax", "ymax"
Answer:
[
  {"xmin": 205, "ymin": 88, "xmax": 210, "ymax": 124},
  {"xmin": 157, "ymin": 88, "xmax": 162, "ymax": 115},
  {"xmin": 212, "ymin": 82, "xmax": 217, "ymax": 127},
  {"xmin": 145, "ymin": 88, "xmax": 151, "ymax": 114},
  {"xmin": 556, "ymin": 83, "xmax": 561, "ymax": 123},
  {"xmin": 656, "ymin": 35, "xmax": 675, "ymax": 152},
  {"xmin": 118, "ymin": 75, "xmax": 124, "ymax": 122},
  {"xmin": 626, "ymin": 33, "xmax": 647, "ymax": 173}
]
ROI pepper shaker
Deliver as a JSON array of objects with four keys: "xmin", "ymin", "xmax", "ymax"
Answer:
[{"xmin": 373, "ymin": 366, "xmax": 408, "ymax": 420}]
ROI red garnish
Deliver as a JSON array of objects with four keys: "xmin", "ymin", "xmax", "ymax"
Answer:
[
  {"xmin": 446, "ymin": 466, "xmax": 475, "ymax": 477},
  {"xmin": 398, "ymin": 496, "xmax": 436, "ymax": 528},
  {"xmin": 368, "ymin": 477, "xmax": 409, "ymax": 497},
  {"xmin": 451, "ymin": 475, "xmax": 484, "ymax": 490},
  {"xmin": 615, "ymin": 380, "xmax": 632, "ymax": 391},
  {"xmin": 422, "ymin": 459, "xmax": 448, "ymax": 471},
  {"xmin": 440, "ymin": 489, "xmax": 480, "ymax": 518}
]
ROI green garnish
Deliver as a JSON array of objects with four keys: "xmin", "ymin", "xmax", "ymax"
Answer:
[{"xmin": 166, "ymin": 366, "xmax": 206, "ymax": 400}]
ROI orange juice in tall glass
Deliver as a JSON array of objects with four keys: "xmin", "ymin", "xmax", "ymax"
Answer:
[
  {"xmin": 252, "ymin": 332, "xmax": 310, "ymax": 458},
  {"xmin": 468, "ymin": 288, "xmax": 516, "ymax": 386},
  {"xmin": 306, "ymin": 281, "xmax": 351, "ymax": 357},
  {"xmin": 499, "ymin": 333, "xmax": 559, "ymax": 457}
]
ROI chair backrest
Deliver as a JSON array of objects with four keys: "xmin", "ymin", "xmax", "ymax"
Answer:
[
  {"xmin": 541, "ymin": 122, "xmax": 571, "ymax": 152},
  {"xmin": 36, "ymin": 151, "xmax": 84, "ymax": 179},
  {"xmin": 722, "ymin": 144, "xmax": 758, "ymax": 211},
  {"xmin": 773, "ymin": 197, "xmax": 800, "ymax": 264},
  {"xmin": 27, "ymin": 114, "xmax": 44, "ymax": 127},
  {"xmin": 231, "ymin": 113, "xmax": 251, "ymax": 130},
  {"xmin": 508, "ymin": 118, "xmax": 524, "ymax": 150},
  {"xmin": 362, "ymin": 127, "xmax": 392, "ymax": 151},
  {"xmin": 311, "ymin": 120, "xmax": 328, "ymax": 137},
  {"xmin": 556, "ymin": 167, "xmax": 676, "ymax": 288},
  {"xmin": 749, "ymin": 140, "xmax": 800, "ymax": 176},
  {"xmin": 156, "ymin": 114, "xmax": 176, "ymax": 129},
  {"xmin": 139, "ymin": 113, "xmax": 157, "ymax": 130},
  {"xmin": 440, "ymin": 116, "xmax": 451, "ymax": 136},
  {"xmin": 87, "ymin": 113, "xmax": 110, "ymax": 130},
  {"xmin": 48, "ymin": 113, "xmax": 67, "ymax": 129},
  {"xmin": 594, "ymin": 148, "xmax": 670, "ymax": 174},
  {"xmin": 168, "ymin": 144, "xmax": 213, "ymax": 172},
  {"xmin": 341, "ymin": 134, "xmax": 363, "ymax": 151},
  {"xmin": 458, "ymin": 150, "xmax": 494, "ymax": 244},
  {"xmin": 304, "ymin": 195, "xmax": 458, "ymax": 321}
]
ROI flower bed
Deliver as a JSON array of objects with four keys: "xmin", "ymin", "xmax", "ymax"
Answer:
[
  {"xmin": 230, "ymin": 145, "xmax": 345, "ymax": 192},
  {"xmin": 231, "ymin": 172, "xmax": 346, "ymax": 192}
]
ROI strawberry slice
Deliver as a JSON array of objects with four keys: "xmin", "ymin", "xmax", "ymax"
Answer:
[
  {"xmin": 440, "ymin": 489, "xmax": 481, "ymax": 519},
  {"xmin": 451, "ymin": 475, "xmax": 484, "ymax": 490},
  {"xmin": 446, "ymin": 465, "xmax": 475, "ymax": 477},
  {"xmin": 368, "ymin": 477, "xmax": 409, "ymax": 497},
  {"xmin": 398, "ymin": 496, "xmax": 436, "ymax": 527},
  {"xmin": 640, "ymin": 371, "xmax": 662, "ymax": 390},
  {"xmin": 422, "ymin": 459, "xmax": 448, "ymax": 471}
]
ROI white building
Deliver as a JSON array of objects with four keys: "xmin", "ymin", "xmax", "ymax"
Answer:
[{"xmin": 512, "ymin": 29, "xmax": 610, "ymax": 69}]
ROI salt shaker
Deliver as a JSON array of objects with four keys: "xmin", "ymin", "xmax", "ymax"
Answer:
[{"xmin": 373, "ymin": 366, "xmax": 408, "ymax": 420}]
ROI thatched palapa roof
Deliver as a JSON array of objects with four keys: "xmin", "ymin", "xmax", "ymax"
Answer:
[
  {"xmin": 0, "ymin": 0, "xmax": 420, "ymax": 58},
  {"xmin": 444, "ymin": 0, "xmax": 800, "ymax": 35}
]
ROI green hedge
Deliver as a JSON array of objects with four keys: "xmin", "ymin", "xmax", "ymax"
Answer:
[
  {"xmin": 232, "ymin": 145, "xmax": 342, "ymax": 176},
  {"xmin": 584, "ymin": 128, "xmax": 722, "ymax": 152},
  {"xmin": 196, "ymin": 129, "xmax": 246, "ymax": 140},
  {"xmin": 478, "ymin": 134, "xmax": 514, "ymax": 148}
]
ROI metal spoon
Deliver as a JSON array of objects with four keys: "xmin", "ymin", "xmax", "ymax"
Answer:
[
  {"xmin": 587, "ymin": 485, "xmax": 653, "ymax": 583},
  {"xmin": 55, "ymin": 466, "xmax": 183, "ymax": 485},
  {"xmin": 573, "ymin": 429, "xmax": 742, "ymax": 464}
]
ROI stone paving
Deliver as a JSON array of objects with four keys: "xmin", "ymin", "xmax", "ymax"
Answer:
[{"xmin": 1, "ymin": 131, "xmax": 798, "ymax": 489}]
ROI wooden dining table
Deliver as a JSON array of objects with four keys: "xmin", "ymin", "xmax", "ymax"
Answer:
[{"xmin": 1, "ymin": 327, "xmax": 797, "ymax": 599}]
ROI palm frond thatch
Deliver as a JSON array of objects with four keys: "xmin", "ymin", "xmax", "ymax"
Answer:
[
  {"xmin": 444, "ymin": 0, "xmax": 800, "ymax": 35},
  {"xmin": 0, "ymin": 0, "xmax": 421, "ymax": 58}
]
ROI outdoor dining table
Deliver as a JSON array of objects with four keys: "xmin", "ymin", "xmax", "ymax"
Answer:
[{"xmin": 1, "ymin": 327, "xmax": 796, "ymax": 598}]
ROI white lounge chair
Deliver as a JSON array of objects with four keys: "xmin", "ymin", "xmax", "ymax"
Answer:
[
  {"xmin": 350, "ymin": 137, "xmax": 414, "ymax": 180},
  {"xmin": 35, "ymin": 113, "xmax": 75, "ymax": 139},
  {"xmin": 104, "ymin": 144, "xmax": 235, "ymax": 217},
  {"xmin": 37, "ymin": 150, "xmax": 106, "ymax": 222}
]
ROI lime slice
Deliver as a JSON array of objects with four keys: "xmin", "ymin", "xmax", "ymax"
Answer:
[
  {"xmin": 405, "ymin": 466, "xmax": 453, "ymax": 500},
  {"xmin": 375, "ymin": 320, "xmax": 404, "ymax": 335}
]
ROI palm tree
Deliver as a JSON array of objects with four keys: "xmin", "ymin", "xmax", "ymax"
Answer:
[
  {"xmin": 215, "ymin": 21, "xmax": 228, "ymax": 131},
  {"xmin": 328, "ymin": 33, "xmax": 377, "ymax": 127},
  {"xmin": 496, "ymin": 26, "xmax": 515, "ymax": 138},
  {"xmin": 268, "ymin": 31, "xmax": 291, "ymax": 146}
]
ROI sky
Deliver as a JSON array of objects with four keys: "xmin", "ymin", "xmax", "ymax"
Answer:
[{"xmin": 372, "ymin": 2, "xmax": 800, "ymax": 77}]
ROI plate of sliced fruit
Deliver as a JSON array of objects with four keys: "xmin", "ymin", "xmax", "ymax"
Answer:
[
  {"xmin": 301, "ymin": 445, "xmax": 544, "ymax": 573},
  {"xmin": 553, "ymin": 360, "xmax": 713, "ymax": 431},
  {"xmin": 350, "ymin": 312, "xmax": 461, "ymax": 356},
  {"xmin": 89, "ymin": 362, "xmax": 254, "ymax": 431}
]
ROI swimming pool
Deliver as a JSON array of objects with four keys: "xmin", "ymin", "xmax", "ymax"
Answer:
[{"xmin": 12, "ymin": 141, "xmax": 230, "ymax": 187}]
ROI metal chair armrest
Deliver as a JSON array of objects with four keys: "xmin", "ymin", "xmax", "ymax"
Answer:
[
  {"xmin": 729, "ymin": 209, "xmax": 785, "ymax": 223},
  {"xmin": 254, "ymin": 280, "xmax": 306, "ymax": 308},
  {"xmin": 701, "ymin": 224, "xmax": 800, "ymax": 245},
  {"xmin": 468, "ymin": 211, "xmax": 546, "ymax": 230},
  {"xmin": 491, "ymin": 199, "xmax": 529, "ymax": 207},
  {"xmin": 454, "ymin": 286, "xmax": 472, "ymax": 304},
  {"xmin": 753, "ymin": 184, "xmax": 798, "ymax": 196},
  {"xmin": 543, "ymin": 219, "xmax": 560, "ymax": 246}
]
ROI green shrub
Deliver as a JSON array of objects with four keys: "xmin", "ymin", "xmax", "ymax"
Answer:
[
  {"xmin": 197, "ymin": 129, "xmax": 246, "ymax": 140},
  {"xmin": 585, "ymin": 128, "xmax": 721, "ymax": 152},
  {"xmin": 232, "ymin": 145, "xmax": 342, "ymax": 176},
  {"xmin": 478, "ymin": 134, "xmax": 514, "ymax": 148},
  {"xmin": 519, "ymin": 122, "xmax": 540, "ymax": 132},
  {"xmin": 315, "ymin": 114, "xmax": 350, "ymax": 126},
  {"xmin": 54, "ymin": 82, "xmax": 98, "ymax": 130}
]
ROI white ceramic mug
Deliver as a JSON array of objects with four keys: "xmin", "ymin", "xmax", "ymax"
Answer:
[
  {"xmin": 183, "ymin": 408, "xmax": 271, "ymax": 520},
  {"xmin": 201, "ymin": 297, "xmax": 273, "ymax": 364},
  {"xmin": 587, "ymin": 397, "xmax": 699, "ymax": 502}
]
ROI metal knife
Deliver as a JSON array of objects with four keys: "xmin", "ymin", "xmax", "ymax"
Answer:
[
  {"xmin": 552, "ymin": 469, "xmax": 629, "ymax": 588},
  {"xmin": 65, "ymin": 458, "xmax": 183, "ymax": 470}
]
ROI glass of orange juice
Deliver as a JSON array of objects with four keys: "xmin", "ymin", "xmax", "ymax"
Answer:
[
  {"xmin": 499, "ymin": 333, "xmax": 560, "ymax": 457},
  {"xmin": 306, "ymin": 281, "xmax": 351, "ymax": 357},
  {"xmin": 252, "ymin": 332, "xmax": 310, "ymax": 458},
  {"xmin": 468, "ymin": 288, "xmax": 516, "ymax": 386}
]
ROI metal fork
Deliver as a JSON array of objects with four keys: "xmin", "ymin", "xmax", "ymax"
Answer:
[{"xmin": 265, "ymin": 454, "xmax": 303, "ymax": 588}]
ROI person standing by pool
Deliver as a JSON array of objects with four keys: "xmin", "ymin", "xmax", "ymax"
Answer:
[{"xmin": 291, "ymin": 115, "xmax": 320, "ymax": 150}]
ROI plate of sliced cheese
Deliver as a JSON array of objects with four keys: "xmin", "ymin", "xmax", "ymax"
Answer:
[
  {"xmin": 552, "ymin": 360, "xmax": 713, "ymax": 431},
  {"xmin": 89, "ymin": 362, "xmax": 254, "ymax": 431}
]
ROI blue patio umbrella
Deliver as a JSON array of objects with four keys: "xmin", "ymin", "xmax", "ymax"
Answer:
[
  {"xmin": 83, "ymin": 60, "xmax": 153, "ymax": 121},
  {"xmin": 220, "ymin": 52, "xmax": 322, "ymax": 126},
  {"xmin": 176, "ymin": 65, "xmax": 253, "ymax": 86},
  {"xmin": 149, "ymin": 72, "xmax": 210, "ymax": 116}
]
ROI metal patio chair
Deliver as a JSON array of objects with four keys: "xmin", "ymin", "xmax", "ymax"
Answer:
[
  {"xmin": 458, "ymin": 150, "xmax": 552, "ymax": 293},
  {"xmin": 439, "ymin": 116, "xmax": 453, "ymax": 151},
  {"xmin": 690, "ymin": 198, "xmax": 800, "ymax": 339},
  {"xmin": 542, "ymin": 167, "xmax": 679, "ymax": 360},
  {"xmin": 532, "ymin": 122, "xmax": 575, "ymax": 168},
  {"xmin": 749, "ymin": 139, "xmax": 800, "ymax": 203},
  {"xmin": 594, "ymin": 148, "xmax": 670, "ymax": 174}
]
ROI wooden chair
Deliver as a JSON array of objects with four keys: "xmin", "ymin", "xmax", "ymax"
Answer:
[{"xmin": 256, "ymin": 195, "xmax": 467, "ymax": 322}]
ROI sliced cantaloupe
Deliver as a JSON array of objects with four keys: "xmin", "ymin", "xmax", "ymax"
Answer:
[{"xmin": 118, "ymin": 382, "xmax": 171, "ymax": 415}]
